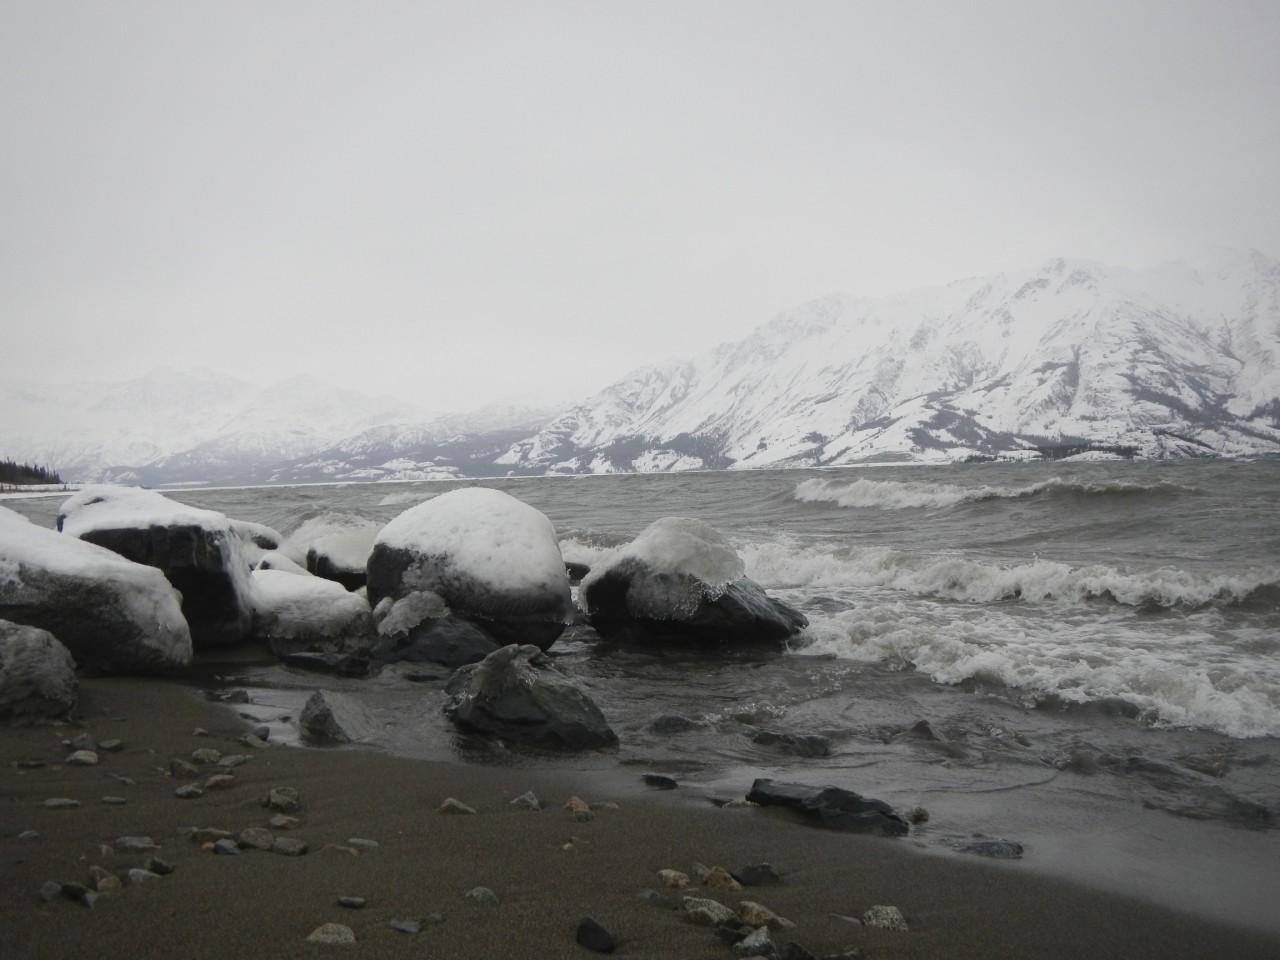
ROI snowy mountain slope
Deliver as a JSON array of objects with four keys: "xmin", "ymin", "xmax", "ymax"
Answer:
[{"xmin": 499, "ymin": 249, "xmax": 1280, "ymax": 472}]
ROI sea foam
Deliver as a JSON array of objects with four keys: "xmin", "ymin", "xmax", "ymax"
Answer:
[{"xmin": 793, "ymin": 475, "xmax": 1191, "ymax": 511}]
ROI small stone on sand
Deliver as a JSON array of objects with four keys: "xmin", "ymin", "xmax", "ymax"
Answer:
[
  {"xmin": 510, "ymin": 790, "xmax": 541, "ymax": 810},
  {"xmin": 347, "ymin": 838, "xmax": 379, "ymax": 850},
  {"xmin": 262, "ymin": 786, "xmax": 300, "ymax": 812},
  {"xmin": 862, "ymin": 904, "xmax": 908, "ymax": 931},
  {"xmin": 704, "ymin": 866, "xmax": 742, "ymax": 891},
  {"xmin": 212, "ymin": 838, "xmax": 240, "ymax": 856},
  {"xmin": 737, "ymin": 900, "xmax": 795, "ymax": 929},
  {"xmin": 204, "ymin": 774, "xmax": 236, "ymax": 790},
  {"xmin": 338, "ymin": 896, "xmax": 367, "ymax": 909},
  {"xmin": 576, "ymin": 917, "xmax": 617, "ymax": 953},
  {"xmin": 116, "ymin": 836, "xmax": 158, "ymax": 852},
  {"xmin": 66, "ymin": 750, "xmax": 98, "ymax": 766},
  {"xmin": 175, "ymin": 784, "xmax": 204, "ymax": 799},
  {"xmin": 642, "ymin": 773, "xmax": 678, "ymax": 789},
  {"xmin": 564, "ymin": 796, "xmax": 593, "ymax": 821},
  {"xmin": 102, "ymin": 796, "xmax": 127, "ymax": 806},
  {"xmin": 191, "ymin": 748, "xmax": 222, "ymax": 765},
  {"xmin": 170, "ymin": 759, "xmax": 199, "ymax": 778},
  {"xmin": 306, "ymin": 923, "xmax": 355, "ymax": 944},
  {"xmin": 238, "ymin": 827, "xmax": 274, "ymax": 851},
  {"xmin": 145, "ymin": 857, "xmax": 174, "ymax": 875},
  {"xmin": 658, "ymin": 869, "xmax": 690, "ymax": 889},
  {"xmin": 272, "ymin": 837, "xmax": 309, "ymax": 856},
  {"xmin": 439, "ymin": 797, "xmax": 476, "ymax": 815},
  {"xmin": 388, "ymin": 919, "xmax": 421, "ymax": 934},
  {"xmin": 269, "ymin": 814, "xmax": 301, "ymax": 830},
  {"xmin": 682, "ymin": 897, "xmax": 736, "ymax": 926},
  {"xmin": 127, "ymin": 869, "xmax": 161, "ymax": 885},
  {"xmin": 97, "ymin": 739, "xmax": 123, "ymax": 752},
  {"xmin": 464, "ymin": 886, "xmax": 499, "ymax": 906}
]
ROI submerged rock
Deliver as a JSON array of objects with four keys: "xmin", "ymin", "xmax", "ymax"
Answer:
[
  {"xmin": 366, "ymin": 488, "xmax": 573, "ymax": 651},
  {"xmin": 746, "ymin": 779, "xmax": 908, "ymax": 835},
  {"xmin": 751, "ymin": 730, "xmax": 833, "ymax": 758},
  {"xmin": 580, "ymin": 518, "xmax": 806, "ymax": 647},
  {"xmin": 58, "ymin": 486, "xmax": 254, "ymax": 648},
  {"xmin": 443, "ymin": 644, "xmax": 617, "ymax": 750},
  {"xmin": 0, "ymin": 506, "xmax": 192, "ymax": 673},
  {"xmin": 0, "ymin": 620, "xmax": 78, "ymax": 724}
]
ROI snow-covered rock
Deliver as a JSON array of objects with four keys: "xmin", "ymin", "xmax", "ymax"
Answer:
[
  {"xmin": 580, "ymin": 518, "xmax": 807, "ymax": 646},
  {"xmin": 443, "ymin": 644, "xmax": 617, "ymax": 749},
  {"xmin": 58, "ymin": 486, "xmax": 253, "ymax": 647},
  {"xmin": 248, "ymin": 569, "xmax": 373, "ymax": 658},
  {"xmin": 0, "ymin": 506, "xmax": 192, "ymax": 672},
  {"xmin": 0, "ymin": 619, "xmax": 78, "ymax": 723},
  {"xmin": 366, "ymin": 488, "xmax": 573, "ymax": 650},
  {"xmin": 282, "ymin": 513, "xmax": 380, "ymax": 591},
  {"xmin": 254, "ymin": 551, "xmax": 309, "ymax": 576}
]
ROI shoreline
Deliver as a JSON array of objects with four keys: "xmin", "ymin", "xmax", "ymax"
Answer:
[{"xmin": 3, "ymin": 676, "xmax": 1278, "ymax": 960}]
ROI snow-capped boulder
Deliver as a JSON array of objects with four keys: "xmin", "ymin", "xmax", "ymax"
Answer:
[
  {"xmin": 283, "ymin": 513, "xmax": 380, "ymax": 591},
  {"xmin": 254, "ymin": 551, "xmax": 309, "ymax": 576},
  {"xmin": 0, "ymin": 619, "xmax": 78, "ymax": 723},
  {"xmin": 229, "ymin": 519, "xmax": 284, "ymax": 568},
  {"xmin": 248, "ymin": 569, "xmax": 374, "ymax": 658},
  {"xmin": 58, "ymin": 486, "xmax": 253, "ymax": 647},
  {"xmin": 443, "ymin": 644, "xmax": 617, "ymax": 749},
  {"xmin": 370, "ymin": 590, "xmax": 500, "ymax": 668},
  {"xmin": 0, "ymin": 507, "xmax": 192, "ymax": 673},
  {"xmin": 366, "ymin": 488, "xmax": 573, "ymax": 650},
  {"xmin": 580, "ymin": 517, "xmax": 807, "ymax": 646}
]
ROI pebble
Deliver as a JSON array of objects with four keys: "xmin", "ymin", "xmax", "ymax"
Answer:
[
  {"xmin": 102, "ymin": 796, "xmax": 128, "ymax": 806},
  {"xmin": 262, "ymin": 786, "xmax": 301, "ymax": 812},
  {"xmin": 68, "ymin": 733, "xmax": 95, "ymax": 751},
  {"xmin": 905, "ymin": 806, "xmax": 930, "ymax": 824},
  {"xmin": 510, "ymin": 790, "xmax": 541, "ymax": 811},
  {"xmin": 66, "ymin": 750, "xmax": 99, "ymax": 766},
  {"xmin": 347, "ymin": 838, "xmax": 379, "ymax": 850},
  {"xmin": 576, "ymin": 917, "xmax": 617, "ymax": 953},
  {"xmin": 564, "ymin": 796, "xmax": 593, "ymax": 821},
  {"xmin": 97, "ymin": 739, "xmax": 124, "ymax": 752},
  {"xmin": 192, "ymin": 727, "xmax": 209, "ymax": 737},
  {"xmin": 250, "ymin": 724, "xmax": 270, "ymax": 740},
  {"xmin": 238, "ymin": 827, "xmax": 274, "ymax": 851},
  {"xmin": 38, "ymin": 881, "xmax": 63, "ymax": 902},
  {"xmin": 187, "ymin": 828, "xmax": 232, "ymax": 843},
  {"xmin": 217, "ymin": 754, "xmax": 250, "ymax": 768},
  {"xmin": 43, "ymin": 797, "xmax": 80, "ymax": 809},
  {"xmin": 733, "ymin": 926, "xmax": 773, "ymax": 957},
  {"xmin": 269, "ymin": 814, "xmax": 301, "ymax": 830},
  {"xmin": 682, "ymin": 897, "xmax": 736, "ymax": 926},
  {"xmin": 88, "ymin": 866, "xmax": 121, "ymax": 892},
  {"xmin": 691, "ymin": 861, "xmax": 711, "ymax": 882},
  {"xmin": 145, "ymin": 857, "xmax": 175, "ymax": 876},
  {"xmin": 116, "ymin": 836, "xmax": 159, "ymax": 852},
  {"xmin": 338, "ymin": 896, "xmax": 367, "ymax": 909},
  {"xmin": 241, "ymin": 734, "xmax": 268, "ymax": 749},
  {"xmin": 272, "ymin": 837, "xmax": 309, "ymax": 856},
  {"xmin": 439, "ymin": 797, "xmax": 476, "ymax": 815},
  {"xmin": 735, "ymin": 863, "xmax": 782, "ymax": 886},
  {"xmin": 60, "ymin": 882, "xmax": 96, "ymax": 909},
  {"xmin": 737, "ymin": 901, "xmax": 795, "ymax": 930},
  {"xmin": 306, "ymin": 923, "xmax": 355, "ymax": 944},
  {"xmin": 387, "ymin": 919, "xmax": 421, "ymax": 934},
  {"xmin": 205, "ymin": 774, "xmax": 236, "ymax": 790},
  {"xmin": 110, "ymin": 774, "xmax": 136, "ymax": 786},
  {"xmin": 18, "ymin": 829, "xmax": 40, "ymax": 840},
  {"xmin": 212, "ymin": 838, "xmax": 241, "ymax": 856},
  {"xmin": 862, "ymin": 904, "xmax": 908, "ymax": 931},
  {"xmin": 127, "ymin": 869, "xmax": 161, "ymax": 885},
  {"xmin": 191, "ymin": 748, "xmax": 222, "ymax": 765},
  {"xmin": 170, "ymin": 759, "xmax": 199, "ymax": 778},
  {"xmin": 704, "ymin": 866, "xmax": 743, "ymax": 891},
  {"xmin": 323, "ymin": 843, "xmax": 361, "ymax": 856},
  {"xmin": 175, "ymin": 784, "xmax": 205, "ymax": 799},
  {"xmin": 464, "ymin": 886, "xmax": 499, "ymax": 906},
  {"xmin": 658, "ymin": 869, "xmax": 690, "ymax": 889}
]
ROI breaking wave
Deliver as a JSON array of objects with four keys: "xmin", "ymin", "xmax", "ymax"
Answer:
[
  {"xmin": 739, "ymin": 540, "xmax": 1280, "ymax": 610},
  {"xmin": 796, "ymin": 603, "xmax": 1280, "ymax": 739},
  {"xmin": 793, "ymin": 475, "xmax": 1192, "ymax": 511}
]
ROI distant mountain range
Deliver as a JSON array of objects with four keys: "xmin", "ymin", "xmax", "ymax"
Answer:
[{"xmin": 5, "ymin": 249, "xmax": 1279, "ymax": 485}]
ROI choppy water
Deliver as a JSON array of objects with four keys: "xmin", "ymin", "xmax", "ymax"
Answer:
[{"xmin": 8, "ymin": 460, "xmax": 1280, "ymax": 930}]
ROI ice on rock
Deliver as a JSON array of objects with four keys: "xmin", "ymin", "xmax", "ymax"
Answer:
[
  {"xmin": 254, "ymin": 551, "xmax": 309, "ymax": 576},
  {"xmin": 283, "ymin": 513, "xmax": 380, "ymax": 590},
  {"xmin": 367, "ymin": 488, "xmax": 572, "ymax": 649},
  {"xmin": 248, "ymin": 569, "xmax": 373, "ymax": 656},
  {"xmin": 0, "ymin": 506, "xmax": 192, "ymax": 672}
]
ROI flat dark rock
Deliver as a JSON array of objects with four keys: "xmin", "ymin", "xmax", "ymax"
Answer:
[
  {"xmin": 642, "ymin": 773, "xmax": 678, "ymax": 790},
  {"xmin": 575, "ymin": 917, "xmax": 616, "ymax": 953},
  {"xmin": 746, "ymin": 778, "xmax": 908, "ymax": 836},
  {"xmin": 733, "ymin": 862, "xmax": 782, "ymax": 886}
]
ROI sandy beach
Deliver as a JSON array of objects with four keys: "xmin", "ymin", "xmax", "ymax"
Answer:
[{"xmin": 0, "ymin": 676, "xmax": 1276, "ymax": 960}]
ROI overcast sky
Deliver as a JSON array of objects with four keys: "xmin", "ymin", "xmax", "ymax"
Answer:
[{"xmin": 2, "ymin": 1, "xmax": 1278, "ymax": 411}]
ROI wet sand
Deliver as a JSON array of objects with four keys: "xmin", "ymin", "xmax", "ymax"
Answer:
[{"xmin": 2, "ymin": 676, "xmax": 1277, "ymax": 960}]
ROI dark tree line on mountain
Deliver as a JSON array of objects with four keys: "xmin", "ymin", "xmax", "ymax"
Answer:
[{"xmin": 0, "ymin": 459, "xmax": 63, "ymax": 485}]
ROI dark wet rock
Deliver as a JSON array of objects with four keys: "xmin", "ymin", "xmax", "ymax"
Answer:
[
  {"xmin": 58, "ymin": 487, "xmax": 255, "ymax": 648},
  {"xmin": 579, "ymin": 518, "xmax": 806, "ymax": 648},
  {"xmin": 642, "ymin": 773, "xmax": 678, "ymax": 790},
  {"xmin": 278, "ymin": 650, "xmax": 372, "ymax": 677},
  {"xmin": 0, "ymin": 505, "xmax": 193, "ymax": 673},
  {"xmin": 746, "ymin": 779, "xmax": 909, "ymax": 835},
  {"xmin": 144, "ymin": 856, "xmax": 174, "ymax": 875},
  {"xmin": 60, "ymin": 882, "xmax": 97, "ymax": 907},
  {"xmin": 649, "ymin": 714, "xmax": 699, "ymax": 734},
  {"xmin": 904, "ymin": 806, "xmax": 930, "ymax": 824},
  {"xmin": 299, "ymin": 690, "xmax": 378, "ymax": 743},
  {"xmin": 262, "ymin": 786, "xmax": 301, "ymax": 812},
  {"xmin": 444, "ymin": 644, "xmax": 617, "ymax": 750},
  {"xmin": 752, "ymin": 730, "xmax": 832, "ymax": 758},
  {"xmin": 212, "ymin": 838, "xmax": 240, "ymax": 855},
  {"xmin": 307, "ymin": 546, "xmax": 369, "ymax": 592},
  {"xmin": 0, "ymin": 620, "xmax": 79, "ymax": 724},
  {"xmin": 388, "ymin": 918, "xmax": 421, "ymax": 935},
  {"xmin": 714, "ymin": 918, "xmax": 753, "ymax": 945},
  {"xmin": 1142, "ymin": 788, "xmax": 1273, "ymax": 828},
  {"xmin": 565, "ymin": 561, "xmax": 591, "ymax": 584},
  {"xmin": 779, "ymin": 943, "xmax": 820, "ymax": 960},
  {"xmin": 338, "ymin": 896, "xmax": 367, "ymax": 909},
  {"xmin": 271, "ymin": 836, "xmax": 309, "ymax": 856},
  {"xmin": 464, "ymin": 886, "xmax": 499, "ymax": 906},
  {"xmin": 576, "ymin": 917, "xmax": 616, "ymax": 953},
  {"xmin": 904, "ymin": 719, "xmax": 941, "ymax": 740},
  {"xmin": 954, "ymin": 838, "xmax": 1024, "ymax": 859},
  {"xmin": 251, "ymin": 724, "xmax": 270, "ymax": 740},
  {"xmin": 733, "ymin": 863, "xmax": 782, "ymax": 887},
  {"xmin": 373, "ymin": 602, "xmax": 502, "ymax": 669},
  {"xmin": 366, "ymin": 489, "xmax": 573, "ymax": 652}
]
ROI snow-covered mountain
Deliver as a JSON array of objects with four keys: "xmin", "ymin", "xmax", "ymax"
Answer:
[
  {"xmin": 5, "ymin": 249, "xmax": 1278, "ymax": 485},
  {"xmin": 499, "ymin": 249, "xmax": 1280, "ymax": 472}
]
